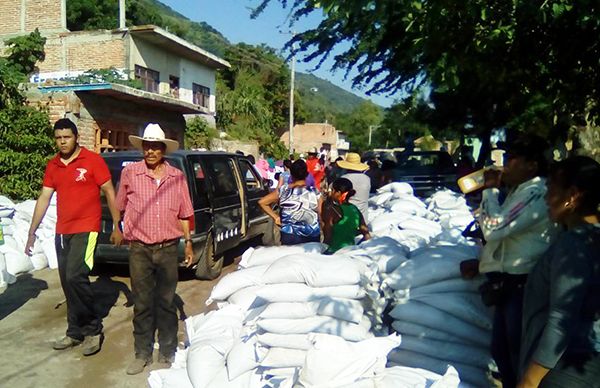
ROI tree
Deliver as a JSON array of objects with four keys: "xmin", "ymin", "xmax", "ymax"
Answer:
[
  {"xmin": 333, "ymin": 101, "xmax": 383, "ymax": 153},
  {"xmin": 0, "ymin": 30, "xmax": 54, "ymax": 200},
  {"xmin": 254, "ymin": 1, "xmax": 600, "ymax": 148}
]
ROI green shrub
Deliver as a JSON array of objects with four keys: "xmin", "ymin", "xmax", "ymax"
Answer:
[{"xmin": 0, "ymin": 105, "xmax": 54, "ymax": 200}]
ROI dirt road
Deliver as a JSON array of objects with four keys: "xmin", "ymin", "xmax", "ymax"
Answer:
[{"xmin": 0, "ymin": 256, "xmax": 239, "ymax": 388}]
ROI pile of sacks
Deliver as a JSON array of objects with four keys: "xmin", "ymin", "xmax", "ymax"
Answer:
[
  {"xmin": 149, "ymin": 182, "xmax": 494, "ymax": 387},
  {"xmin": 383, "ymin": 244, "xmax": 493, "ymax": 386},
  {"xmin": 367, "ymin": 183, "xmax": 441, "ymax": 251},
  {"xmin": 0, "ymin": 196, "xmax": 57, "ymax": 287},
  {"xmin": 363, "ymin": 184, "xmax": 494, "ymax": 387},
  {"xmin": 149, "ymin": 243, "xmax": 464, "ymax": 387},
  {"xmin": 191, "ymin": 243, "xmax": 376, "ymax": 385}
]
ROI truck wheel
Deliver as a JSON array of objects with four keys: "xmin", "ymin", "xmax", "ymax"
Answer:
[{"xmin": 194, "ymin": 233, "xmax": 224, "ymax": 280}]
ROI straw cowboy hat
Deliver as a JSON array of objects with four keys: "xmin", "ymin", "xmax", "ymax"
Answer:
[
  {"xmin": 337, "ymin": 152, "xmax": 369, "ymax": 171},
  {"xmin": 129, "ymin": 123, "xmax": 179, "ymax": 154},
  {"xmin": 307, "ymin": 147, "xmax": 319, "ymax": 154}
]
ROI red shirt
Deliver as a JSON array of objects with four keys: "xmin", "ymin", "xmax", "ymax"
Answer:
[
  {"xmin": 306, "ymin": 158, "xmax": 325, "ymax": 189},
  {"xmin": 43, "ymin": 147, "xmax": 111, "ymax": 234},
  {"xmin": 116, "ymin": 160, "xmax": 194, "ymax": 244}
]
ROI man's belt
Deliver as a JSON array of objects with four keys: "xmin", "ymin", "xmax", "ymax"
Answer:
[{"xmin": 131, "ymin": 238, "xmax": 179, "ymax": 249}]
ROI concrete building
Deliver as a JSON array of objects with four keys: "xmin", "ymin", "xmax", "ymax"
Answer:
[
  {"xmin": 280, "ymin": 123, "xmax": 350, "ymax": 160},
  {"xmin": 0, "ymin": 0, "xmax": 230, "ymax": 152}
]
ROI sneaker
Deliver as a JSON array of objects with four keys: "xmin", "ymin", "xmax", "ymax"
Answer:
[
  {"xmin": 81, "ymin": 334, "xmax": 103, "ymax": 356},
  {"xmin": 157, "ymin": 353, "xmax": 174, "ymax": 366},
  {"xmin": 126, "ymin": 357, "xmax": 152, "ymax": 375},
  {"xmin": 53, "ymin": 336, "xmax": 82, "ymax": 350}
]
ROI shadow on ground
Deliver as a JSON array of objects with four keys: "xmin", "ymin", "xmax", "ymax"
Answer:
[{"xmin": 0, "ymin": 273, "xmax": 48, "ymax": 321}]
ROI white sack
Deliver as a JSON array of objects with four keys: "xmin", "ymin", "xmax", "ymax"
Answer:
[
  {"xmin": 207, "ymin": 265, "xmax": 268, "ymax": 304},
  {"xmin": 391, "ymin": 321, "xmax": 486, "ymax": 347},
  {"xmin": 257, "ymin": 333, "xmax": 312, "ymax": 350},
  {"xmin": 185, "ymin": 305, "xmax": 244, "ymax": 342},
  {"xmin": 0, "ymin": 252, "xmax": 17, "ymax": 287},
  {"xmin": 388, "ymin": 301, "xmax": 490, "ymax": 347},
  {"xmin": 228, "ymin": 286, "xmax": 267, "ymax": 311},
  {"xmin": 316, "ymin": 297, "xmax": 365, "ymax": 324},
  {"xmin": 262, "ymin": 254, "xmax": 363, "ymax": 287},
  {"xmin": 298, "ymin": 334, "xmax": 401, "ymax": 388},
  {"xmin": 387, "ymin": 349, "xmax": 489, "ymax": 387},
  {"xmin": 402, "ymin": 277, "xmax": 484, "ymax": 296},
  {"xmin": 187, "ymin": 342, "xmax": 228, "ymax": 388},
  {"xmin": 226, "ymin": 336, "xmax": 265, "ymax": 380},
  {"xmin": 377, "ymin": 182, "xmax": 414, "ymax": 196},
  {"xmin": 368, "ymin": 212, "xmax": 412, "ymax": 233},
  {"xmin": 398, "ymin": 335, "xmax": 493, "ymax": 369},
  {"xmin": 257, "ymin": 316, "xmax": 371, "ymax": 342},
  {"xmin": 4, "ymin": 249, "xmax": 33, "ymax": 275},
  {"xmin": 412, "ymin": 292, "xmax": 492, "ymax": 330},
  {"xmin": 29, "ymin": 253, "xmax": 48, "ymax": 271},
  {"xmin": 41, "ymin": 238, "xmax": 58, "ymax": 269},
  {"xmin": 239, "ymin": 242, "xmax": 325, "ymax": 268},
  {"xmin": 255, "ymin": 283, "xmax": 365, "ymax": 303},
  {"xmin": 261, "ymin": 348, "xmax": 306, "ymax": 368},
  {"xmin": 376, "ymin": 365, "xmax": 460, "ymax": 388},
  {"xmin": 206, "ymin": 366, "xmax": 255, "ymax": 388},
  {"xmin": 148, "ymin": 368, "xmax": 193, "ymax": 388},
  {"xmin": 259, "ymin": 301, "xmax": 319, "ymax": 320},
  {"xmin": 368, "ymin": 192, "xmax": 394, "ymax": 206}
]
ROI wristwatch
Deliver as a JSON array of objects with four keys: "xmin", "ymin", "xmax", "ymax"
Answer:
[{"xmin": 184, "ymin": 239, "xmax": 193, "ymax": 244}]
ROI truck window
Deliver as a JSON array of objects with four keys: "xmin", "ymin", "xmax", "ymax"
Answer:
[
  {"xmin": 205, "ymin": 157, "xmax": 238, "ymax": 197},
  {"xmin": 191, "ymin": 160, "xmax": 210, "ymax": 208},
  {"xmin": 238, "ymin": 159, "xmax": 263, "ymax": 191}
]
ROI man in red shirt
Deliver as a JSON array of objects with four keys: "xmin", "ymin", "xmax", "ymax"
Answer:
[
  {"xmin": 25, "ymin": 118, "xmax": 123, "ymax": 356},
  {"xmin": 306, "ymin": 147, "xmax": 325, "ymax": 191},
  {"xmin": 116, "ymin": 123, "xmax": 194, "ymax": 375}
]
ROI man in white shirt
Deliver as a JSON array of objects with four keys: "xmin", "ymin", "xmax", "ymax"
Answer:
[{"xmin": 461, "ymin": 134, "xmax": 558, "ymax": 388}]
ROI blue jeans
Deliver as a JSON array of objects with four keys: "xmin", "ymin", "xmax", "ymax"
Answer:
[{"xmin": 280, "ymin": 232, "xmax": 320, "ymax": 245}]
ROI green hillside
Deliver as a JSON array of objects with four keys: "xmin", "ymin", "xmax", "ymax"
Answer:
[{"xmin": 295, "ymin": 72, "xmax": 368, "ymax": 122}]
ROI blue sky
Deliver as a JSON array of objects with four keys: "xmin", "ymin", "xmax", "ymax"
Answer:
[{"xmin": 160, "ymin": 0, "xmax": 398, "ymax": 107}]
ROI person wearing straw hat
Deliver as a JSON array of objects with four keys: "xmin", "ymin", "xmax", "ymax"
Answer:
[
  {"xmin": 115, "ymin": 123, "xmax": 194, "ymax": 375},
  {"xmin": 339, "ymin": 152, "xmax": 371, "ymax": 221}
]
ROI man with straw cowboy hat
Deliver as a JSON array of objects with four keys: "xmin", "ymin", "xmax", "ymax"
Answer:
[
  {"xmin": 115, "ymin": 123, "xmax": 194, "ymax": 375},
  {"xmin": 338, "ymin": 152, "xmax": 371, "ymax": 221}
]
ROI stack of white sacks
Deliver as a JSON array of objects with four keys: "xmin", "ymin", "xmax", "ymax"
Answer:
[
  {"xmin": 149, "ymin": 243, "xmax": 461, "ymax": 388},
  {"xmin": 149, "ymin": 182, "xmax": 494, "ymax": 388},
  {"xmin": 0, "ymin": 195, "xmax": 57, "ymax": 287}
]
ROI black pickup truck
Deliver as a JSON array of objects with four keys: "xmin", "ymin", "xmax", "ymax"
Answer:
[
  {"xmin": 96, "ymin": 150, "xmax": 274, "ymax": 279},
  {"xmin": 391, "ymin": 150, "xmax": 459, "ymax": 197}
]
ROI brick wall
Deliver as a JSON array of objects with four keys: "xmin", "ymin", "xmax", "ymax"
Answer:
[
  {"xmin": 25, "ymin": 0, "xmax": 63, "ymax": 32},
  {"xmin": 0, "ymin": 1, "xmax": 21, "ymax": 35},
  {"xmin": 280, "ymin": 123, "xmax": 338, "ymax": 154},
  {"xmin": 36, "ymin": 32, "xmax": 126, "ymax": 73},
  {"xmin": 28, "ymin": 90, "xmax": 186, "ymax": 152},
  {"xmin": 0, "ymin": 0, "xmax": 64, "ymax": 35}
]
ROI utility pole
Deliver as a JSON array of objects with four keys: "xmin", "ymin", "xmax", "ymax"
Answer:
[
  {"xmin": 119, "ymin": 0, "xmax": 126, "ymax": 30},
  {"xmin": 288, "ymin": 32, "xmax": 296, "ymax": 155},
  {"xmin": 368, "ymin": 125, "xmax": 380, "ymax": 146}
]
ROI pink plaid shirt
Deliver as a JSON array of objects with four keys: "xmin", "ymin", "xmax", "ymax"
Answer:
[{"xmin": 116, "ymin": 160, "xmax": 194, "ymax": 244}]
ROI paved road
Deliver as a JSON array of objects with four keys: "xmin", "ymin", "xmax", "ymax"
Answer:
[{"xmin": 0, "ymin": 253, "xmax": 241, "ymax": 388}]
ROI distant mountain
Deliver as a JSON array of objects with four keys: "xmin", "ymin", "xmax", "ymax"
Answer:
[{"xmin": 296, "ymin": 72, "xmax": 368, "ymax": 115}]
